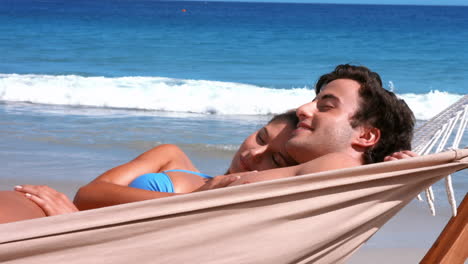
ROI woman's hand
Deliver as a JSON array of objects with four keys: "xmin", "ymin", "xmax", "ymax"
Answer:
[
  {"xmin": 383, "ymin": 150, "xmax": 419, "ymax": 162},
  {"xmin": 14, "ymin": 185, "xmax": 78, "ymax": 216},
  {"xmin": 193, "ymin": 175, "xmax": 241, "ymax": 192},
  {"xmin": 194, "ymin": 170, "xmax": 261, "ymax": 191}
]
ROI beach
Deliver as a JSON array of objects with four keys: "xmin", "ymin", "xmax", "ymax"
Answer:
[{"xmin": 1, "ymin": 0, "xmax": 467, "ymax": 263}]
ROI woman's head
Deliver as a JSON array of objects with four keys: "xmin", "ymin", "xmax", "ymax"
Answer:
[{"xmin": 227, "ymin": 110, "xmax": 299, "ymax": 174}]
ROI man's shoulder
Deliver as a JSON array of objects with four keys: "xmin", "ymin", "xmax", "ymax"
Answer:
[
  {"xmin": 296, "ymin": 152, "xmax": 361, "ymax": 176},
  {"xmin": 321, "ymin": 152, "xmax": 360, "ymax": 163}
]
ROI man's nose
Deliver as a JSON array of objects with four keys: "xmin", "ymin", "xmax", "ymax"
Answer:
[
  {"xmin": 296, "ymin": 101, "xmax": 316, "ymax": 120},
  {"xmin": 249, "ymin": 145, "xmax": 267, "ymax": 162}
]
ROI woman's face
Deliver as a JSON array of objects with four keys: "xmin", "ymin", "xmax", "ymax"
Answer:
[{"xmin": 227, "ymin": 120, "xmax": 298, "ymax": 174}]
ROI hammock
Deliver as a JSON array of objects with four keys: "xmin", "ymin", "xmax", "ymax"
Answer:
[
  {"xmin": 0, "ymin": 96, "xmax": 467, "ymax": 264},
  {"xmin": 412, "ymin": 95, "xmax": 468, "ymax": 216},
  {"xmin": 0, "ymin": 149, "xmax": 467, "ymax": 264}
]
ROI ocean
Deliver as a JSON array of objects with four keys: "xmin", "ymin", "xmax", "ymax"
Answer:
[{"xmin": 0, "ymin": 1, "xmax": 467, "ymax": 261}]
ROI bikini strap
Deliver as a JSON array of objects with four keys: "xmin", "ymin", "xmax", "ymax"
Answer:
[{"xmin": 163, "ymin": 169, "xmax": 213, "ymax": 179}]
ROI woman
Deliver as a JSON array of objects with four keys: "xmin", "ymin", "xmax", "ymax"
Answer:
[
  {"xmin": 1, "ymin": 110, "xmax": 300, "ymax": 223},
  {"xmin": 72, "ymin": 110, "xmax": 300, "ymax": 210}
]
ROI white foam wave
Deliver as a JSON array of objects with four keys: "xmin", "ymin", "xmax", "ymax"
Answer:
[
  {"xmin": 398, "ymin": 91, "xmax": 463, "ymax": 121},
  {"xmin": 0, "ymin": 74, "xmax": 464, "ymax": 120},
  {"xmin": 0, "ymin": 73, "xmax": 312, "ymax": 115},
  {"xmin": 205, "ymin": 144, "xmax": 239, "ymax": 152}
]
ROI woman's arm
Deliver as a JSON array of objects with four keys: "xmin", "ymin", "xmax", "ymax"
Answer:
[
  {"xmin": 94, "ymin": 144, "xmax": 198, "ymax": 185},
  {"xmin": 227, "ymin": 151, "xmax": 415, "ymax": 186},
  {"xmin": 74, "ymin": 144, "xmax": 198, "ymax": 210},
  {"xmin": 74, "ymin": 181, "xmax": 181, "ymax": 210},
  {"xmin": 383, "ymin": 150, "xmax": 418, "ymax": 161},
  {"xmin": 227, "ymin": 152, "xmax": 360, "ymax": 186}
]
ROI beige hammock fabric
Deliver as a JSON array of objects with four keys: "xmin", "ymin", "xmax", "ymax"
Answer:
[{"xmin": 1, "ymin": 149, "xmax": 467, "ymax": 264}]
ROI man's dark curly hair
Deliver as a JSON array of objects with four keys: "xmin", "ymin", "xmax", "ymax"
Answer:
[{"xmin": 315, "ymin": 64, "xmax": 415, "ymax": 164}]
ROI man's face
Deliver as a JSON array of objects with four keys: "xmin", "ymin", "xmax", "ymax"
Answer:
[{"xmin": 286, "ymin": 79, "xmax": 362, "ymax": 163}]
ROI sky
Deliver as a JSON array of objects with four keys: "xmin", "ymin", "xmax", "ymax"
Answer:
[{"xmin": 197, "ymin": 0, "xmax": 468, "ymax": 6}]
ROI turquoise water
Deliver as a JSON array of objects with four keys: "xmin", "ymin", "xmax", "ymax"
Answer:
[{"xmin": 1, "ymin": 0, "xmax": 467, "ymax": 92}]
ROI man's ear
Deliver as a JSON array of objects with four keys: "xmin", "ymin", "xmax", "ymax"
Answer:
[{"xmin": 354, "ymin": 127, "xmax": 380, "ymax": 148}]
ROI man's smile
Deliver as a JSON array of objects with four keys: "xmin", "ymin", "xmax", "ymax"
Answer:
[{"xmin": 293, "ymin": 121, "xmax": 313, "ymax": 134}]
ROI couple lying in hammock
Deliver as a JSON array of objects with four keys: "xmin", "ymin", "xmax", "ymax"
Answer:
[{"xmin": 3, "ymin": 64, "xmax": 417, "ymax": 222}]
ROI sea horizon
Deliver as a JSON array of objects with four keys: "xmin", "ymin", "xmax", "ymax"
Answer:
[{"xmin": 180, "ymin": 0, "xmax": 468, "ymax": 7}]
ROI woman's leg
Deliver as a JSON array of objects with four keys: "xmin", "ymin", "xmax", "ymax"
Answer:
[{"xmin": 0, "ymin": 191, "xmax": 46, "ymax": 224}]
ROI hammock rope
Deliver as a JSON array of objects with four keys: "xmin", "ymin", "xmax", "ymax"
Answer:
[{"xmin": 412, "ymin": 95, "xmax": 468, "ymax": 216}]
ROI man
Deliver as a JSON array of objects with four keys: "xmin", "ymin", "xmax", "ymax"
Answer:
[
  {"xmin": 206, "ymin": 64, "xmax": 415, "ymax": 187},
  {"xmin": 287, "ymin": 64, "xmax": 414, "ymax": 165}
]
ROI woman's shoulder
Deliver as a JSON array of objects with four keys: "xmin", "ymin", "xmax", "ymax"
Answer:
[
  {"xmin": 147, "ymin": 144, "xmax": 184, "ymax": 155},
  {"xmin": 138, "ymin": 144, "xmax": 187, "ymax": 162},
  {"xmin": 146, "ymin": 144, "xmax": 199, "ymax": 172}
]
